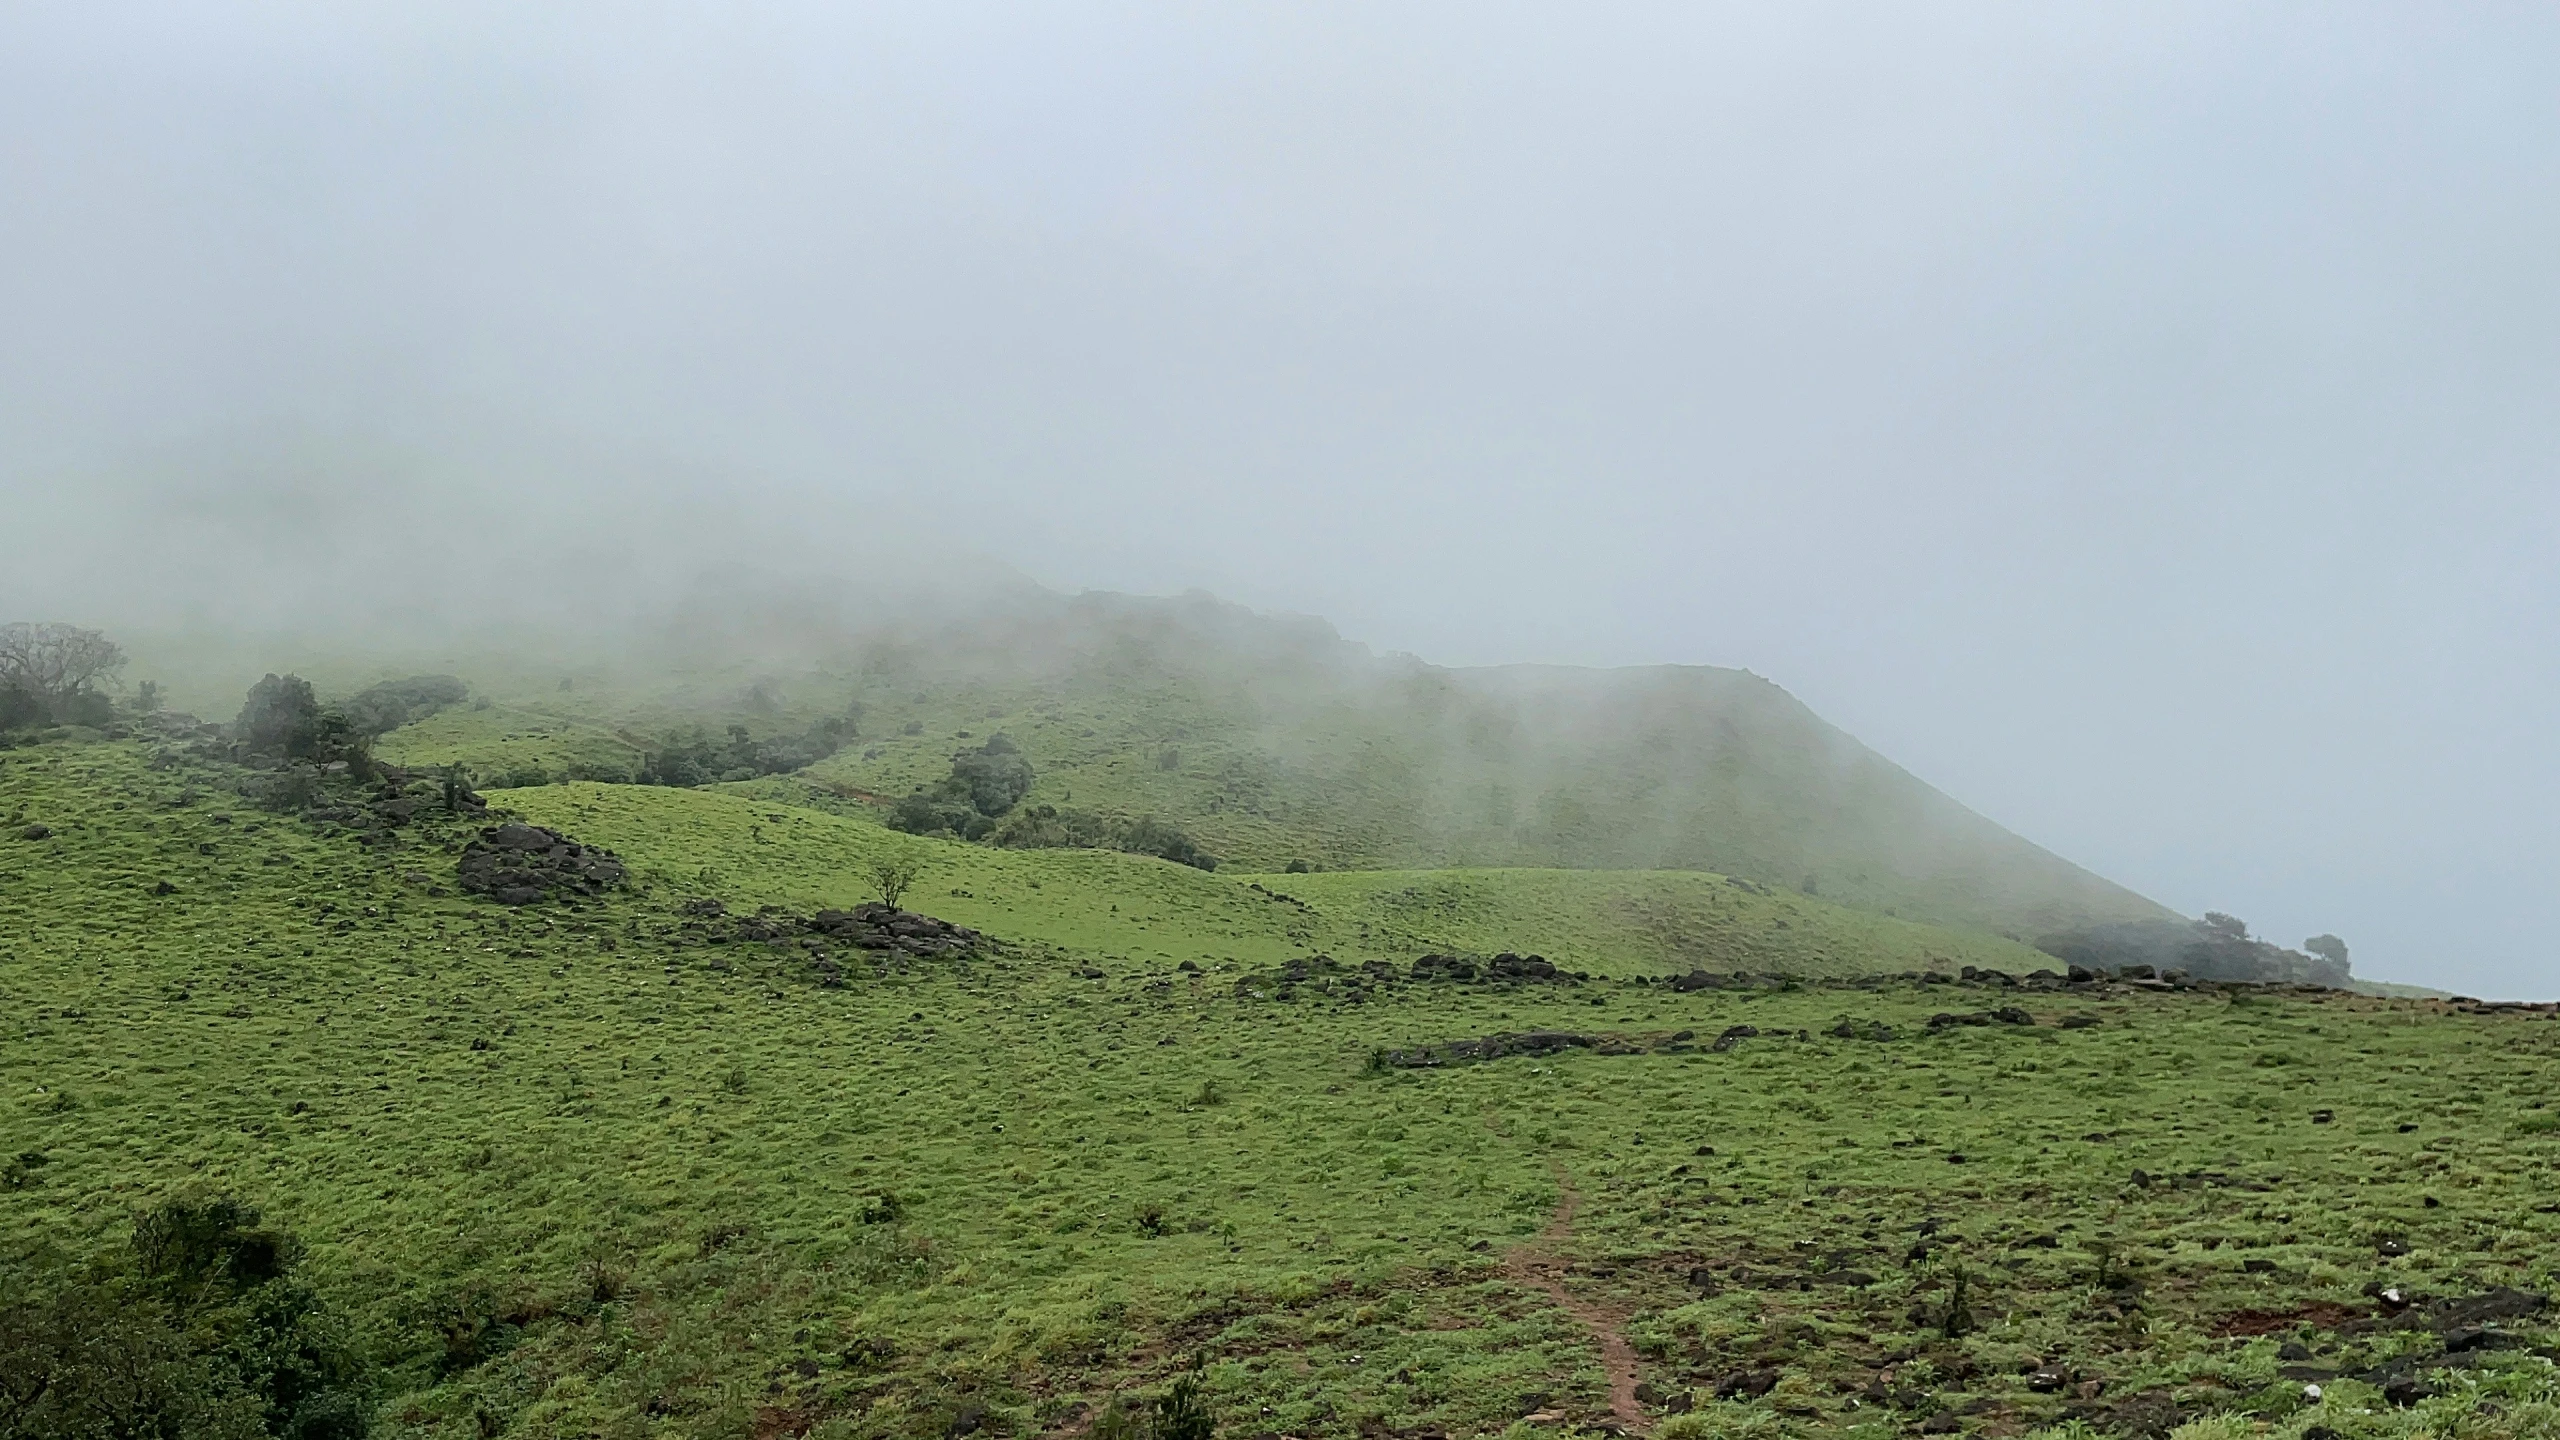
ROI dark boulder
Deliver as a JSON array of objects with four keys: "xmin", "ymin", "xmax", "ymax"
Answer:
[
  {"xmin": 456, "ymin": 823, "xmax": 626, "ymax": 905},
  {"xmin": 1708, "ymin": 1025, "xmax": 1760, "ymax": 1052},
  {"xmin": 811, "ymin": 903, "xmax": 981, "ymax": 956},
  {"xmin": 1714, "ymin": 1370, "xmax": 1779, "ymax": 1400}
]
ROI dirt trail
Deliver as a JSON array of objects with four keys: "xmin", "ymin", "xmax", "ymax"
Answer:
[{"xmin": 1503, "ymin": 1169, "xmax": 1647, "ymax": 1434}]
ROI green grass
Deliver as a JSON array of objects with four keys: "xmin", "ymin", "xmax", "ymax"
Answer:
[
  {"xmin": 134, "ymin": 587, "xmax": 2172, "ymax": 942},
  {"xmin": 373, "ymin": 704, "xmax": 648, "ymax": 784},
  {"xmin": 485, "ymin": 780, "xmax": 2056, "ymax": 979},
  {"xmin": 5, "ymin": 739, "xmax": 2555, "ymax": 1440}
]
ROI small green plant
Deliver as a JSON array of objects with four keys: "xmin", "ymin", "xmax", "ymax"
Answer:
[
  {"xmin": 868, "ymin": 850, "xmax": 924, "ymax": 909},
  {"xmin": 1135, "ymin": 1203, "xmax": 1169, "ymax": 1238},
  {"xmin": 1152, "ymin": 1367, "xmax": 1215, "ymax": 1440},
  {"xmin": 1938, "ymin": 1258, "xmax": 1974, "ymax": 1339}
]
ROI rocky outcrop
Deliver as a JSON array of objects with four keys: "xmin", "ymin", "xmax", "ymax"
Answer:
[{"xmin": 457, "ymin": 823, "xmax": 626, "ymax": 905}]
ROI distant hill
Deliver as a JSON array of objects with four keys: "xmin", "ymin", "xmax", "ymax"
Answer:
[{"xmin": 341, "ymin": 587, "xmax": 2170, "ymax": 942}]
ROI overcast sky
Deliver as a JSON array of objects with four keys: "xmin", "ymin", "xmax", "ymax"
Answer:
[{"xmin": 4, "ymin": 3, "xmax": 2556, "ymax": 996}]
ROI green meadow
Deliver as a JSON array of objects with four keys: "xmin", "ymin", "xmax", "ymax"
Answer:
[{"xmin": 6, "ymin": 736, "xmax": 2557, "ymax": 1440}]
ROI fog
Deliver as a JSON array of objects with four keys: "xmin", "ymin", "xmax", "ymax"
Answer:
[{"xmin": 4, "ymin": 4, "xmax": 2555, "ymax": 995}]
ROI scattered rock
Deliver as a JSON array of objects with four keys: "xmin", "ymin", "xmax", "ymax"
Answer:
[
  {"xmin": 1713, "ymin": 1369, "xmax": 1778, "ymax": 1400},
  {"xmin": 2360, "ymin": 1355, "xmax": 2435, "ymax": 1407},
  {"xmin": 1708, "ymin": 1025, "xmax": 1759, "ymax": 1053},
  {"xmin": 1413, "ymin": 951, "xmax": 1572, "ymax": 984},
  {"xmin": 456, "ymin": 823, "xmax": 627, "ymax": 905},
  {"xmin": 2432, "ymin": 1286, "xmax": 2546, "ymax": 1329},
  {"xmin": 16, "ymin": 824, "xmax": 50, "ymax": 841},
  {"xmin": 2102, "ymin": 1389, "xmax": 2185, "ymax": 1437},
  {"xmin": 1927, "ymin": 1007, "xmax": 2035, "ymax": 1030},
  {"xmin": 812, "ymin": 904, "xmax": 980, "ymax": 956},
  {"xmin": 1374, "ymin": 1031, "xmax": 1594, "ymax": 1069}
]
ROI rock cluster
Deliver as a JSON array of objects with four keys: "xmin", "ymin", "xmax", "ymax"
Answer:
[
  {"xmin": 456, "ymin": 823, "xmax": 627, "ymax": 905},
  {"xmin": 1235, "ymin": 951, "xmax": 1586, "ymax": 1002},
  {"xmin": 682, "ymin": 901, "xmax": 982, "ymax": 960},
  {"xmin": 809, "ymin": 904, "xmax": 980, "ymax": 956},
  {"xmin": 1411, "ymin": 951, "xmax": 1570, "ymax": 983}
]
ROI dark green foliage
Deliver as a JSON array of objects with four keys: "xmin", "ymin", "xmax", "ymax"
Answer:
[
  {"xmin": 1937, "ymin": 1258, "xmax": 1975, "ymax": 1339},
  {"xmin": 638, "ymin": 716, "xmax": 855, "ymax": 787},
  {"xmin": 987, "ymin": 804, "xmax": 1217, "ymax": 870},
  {"xmin": 0, "ymin": 683, "xmax": 47, "ymax": 733},
  {"xmin": 1083, "ymin": 1366, "xmax": 1215, "ymax": 1440},
  {"xmin": 889, "ymin": 734, "xmax": 1036, "ymax": 837},
  {"xmin": 337, "ymin": 676, "xmax": 468, "ymax": 738},
  {"xmin": 1117, "ymin": 815, "xmax": 1217, "ymax": 871},
  {"xmin": 948, "ymin": 733, "xmax": 1034, "ymax": 816},
  {"xmin": 1151, "ymin": 1369, "xmax": 1215, "ymax": 1440},
  {"xmin": 237, "ymin": 674, "xmax": 326, "ymax": 759},
  {"xmin": 2036, "ymin": 912, "xmax": 2351, "ymax": 985},
  {"xmin": 0, "ymin": 1198, "xmax": 372, "ymax": 1440},
  {"xmin": 0, "ymin": 622, "xmax": 125, "ymax": 730},
  {"xmin": 0, "ymin": 1275, "xmax": 267, "ymax": 1440},
  {"xmin": 134, "ymin": 1196, "xmax": 299, "ymax": 1297},
  {"xmin": 235, "ymin": 675, "xmax": 372, "ymax": 776}
]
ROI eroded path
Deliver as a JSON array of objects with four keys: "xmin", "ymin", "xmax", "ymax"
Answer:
[{"xmin": 1502, "ymin": 1170, "xmax": 1648, "ymax": 1434}]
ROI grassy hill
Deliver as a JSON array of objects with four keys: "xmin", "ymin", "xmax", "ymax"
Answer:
[
  {"xmin": 3, "ymin": 735, "xmax": 2555, "ymax": 1440},
  {"xmin": 487, "ymin": 781, "xmax": 2058, "ymax": 980},
  {"xmin": 340, "ymin": 588, "xmax": 2168, "ymax": 943}
]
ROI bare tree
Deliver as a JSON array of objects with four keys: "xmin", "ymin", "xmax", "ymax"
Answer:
[
  {"xmin": 866, "ymin": 850, "xmax": 924, "ymax": 909},
  {"xmin": 0, "ymin": 623, "xmax": 126, "ymax": 712}
]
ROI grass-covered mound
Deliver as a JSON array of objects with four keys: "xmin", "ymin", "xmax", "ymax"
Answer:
[
  {"xmin": 218, "ymin": 586, "xmax": 2170, "ymax": 942},
  {"xmin": 487, "ymin": 780, "xmax": 2056, "ymax": 979},
  {"xmin": 5, "ymin": 738, "xmax": 2556, "ymax": 1440}
]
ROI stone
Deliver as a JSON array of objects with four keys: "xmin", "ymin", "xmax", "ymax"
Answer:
[
  {"xmin": 1714, "ymin": 1370, "xmax": 1779, "ymax": 1400},
  {"xmin": 456, "ymin": 822, "xmax": 628, "ymax": 905}
]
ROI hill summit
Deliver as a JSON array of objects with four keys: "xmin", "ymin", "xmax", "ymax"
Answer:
[{"xmin": 340, "ymin": 585, "xmax": 2169, "ymax": 942}]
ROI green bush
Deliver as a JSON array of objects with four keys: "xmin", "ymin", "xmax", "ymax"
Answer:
[{"xmin": 0, "ymin": 1196, "xmax": 374, "ymax": 1440}]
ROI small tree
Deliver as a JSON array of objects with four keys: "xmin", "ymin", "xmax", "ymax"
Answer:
[
  {"xmin": 234, "ymin": 675, "xmax": 323, "ymax": 759},
  {"xmin": 2302, "ymin": 934, "xmax": 2349, "ymax": 968},
  {"xmin": 867, "ymin": 850, "xmax": 923, "ymax": 909},
  {"xmin": 2199, "ymin": 911, "xmax": 2250, "ymax": 945},
  {"xmin": 0, "ymin": 622, "xmax": 126, "ymax": 722}
]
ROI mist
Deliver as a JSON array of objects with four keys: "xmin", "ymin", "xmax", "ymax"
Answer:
[{"xmin": 4, "ymin": 4, "xmax": 2556, "ymax": 995}]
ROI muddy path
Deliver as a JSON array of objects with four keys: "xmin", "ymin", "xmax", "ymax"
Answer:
[{"xmin": 1503, "ymin": 1169, "xmax": 1648, "ymax": 1434}]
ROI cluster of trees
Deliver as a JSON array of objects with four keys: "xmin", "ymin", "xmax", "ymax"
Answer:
[
  {"xmin": 991, "ymin": 804, "xmax": 1220, "ymax": 871},
  {"xmin": 337, "ymin": 675, "xmax": 468, "ymax": 737},
  {"xmin": 0, "ymin": 1196, "xmax": 374, "ymax": 1440},
  {"xmin": 637, "ymin": 714, "xmax": 858, "ymax": 787},
  {"xmin": 885, "ymin": 733, "xmax": 1220, "ymax": 868},
  {"xmin": 888, "ymin": 734, "xmax": 1037, "ymax": 838},
  {"xmin": 2035, "ymin": 912, "xmax": 2351, "ymax": 986},
  {"xmin": 0, "ymin": 622, "xmax": 126, "ymax": 731}
]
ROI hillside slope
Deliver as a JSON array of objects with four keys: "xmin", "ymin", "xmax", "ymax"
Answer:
[
  {"xmin": 359, "ymin": 588, "xmax": 2167, "ymax": 940},
  {"xmin": 496, "ymin": 781, "xmax": 2057, "ymax": 979},
  {"xmin": 4, "ymin": 736, "xmax": 2553, "ymax": 1440}
]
